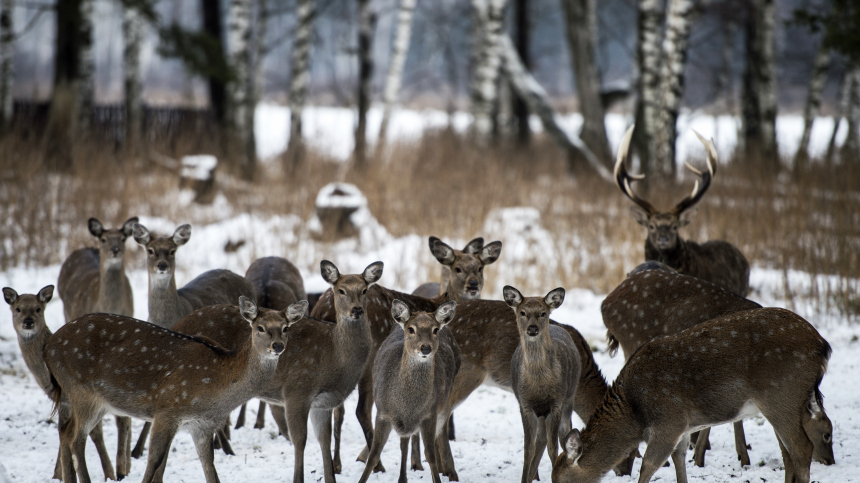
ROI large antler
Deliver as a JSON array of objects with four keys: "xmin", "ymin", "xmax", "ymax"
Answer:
[
  {"xmin": 614, "ymin": 125, "xmax": 656, "ymax": 214},
  {"xmin": 671, "ymin": 130, "xmax": 718, "ymax": 215}
]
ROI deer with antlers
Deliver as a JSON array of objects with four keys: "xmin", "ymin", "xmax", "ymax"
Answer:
[{"xmin": 615, "ymin": 126, "xmax": 750, "ymax": 296}]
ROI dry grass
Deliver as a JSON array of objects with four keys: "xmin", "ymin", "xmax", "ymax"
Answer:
[{"xmin": 1, "ymin": 127, "xmax": 858, "ymax": 318}]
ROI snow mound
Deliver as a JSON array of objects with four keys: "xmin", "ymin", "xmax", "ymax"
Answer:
[{"xmin": 482, "ymin": 207, "xmax": 557, "ymax": 295}]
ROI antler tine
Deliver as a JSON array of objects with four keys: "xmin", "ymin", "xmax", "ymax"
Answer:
[
  {"xmin": 614, "ymin": 125, "xmax": 655, "ymax": 214},
  {"xmin": 673, "ymin": 130, "xmax": 718, "ymax": 215}
]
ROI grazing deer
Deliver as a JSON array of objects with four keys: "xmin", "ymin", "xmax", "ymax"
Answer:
[
  {"xmin": 551, "ymin": 308, "xmax": 832, "ymax": 483},
  {"xmin": 504, "ymin": 286, "xmax": 580, "ymax": 483},
  {"xmin": 3, "ymin": 286, "xmax": 118, "ymax": 481},
  {"xmin": 312, "ymin": 236, "xmax": 502, "ymax": 473},
  {"xmin": 615, "ymin": 125, "xmax": 750, "ymax": 296},
  {"xmin": 358, "ymin": 300, "xmax": 460, "ymax": 483},
  {"xmin": 130, "ymin": 223, "xmax": 255, "ymax": 458},
  {"xmin": 412, "ymin": 237, "xmax": 485, "ymax": 299},
  {"xmin": 44, "ymin": 297, "xmax": 296, "ymax": 483},
  {"xmin": 235, "ymin": 256, "xmax": 307, "ymax": 431}
]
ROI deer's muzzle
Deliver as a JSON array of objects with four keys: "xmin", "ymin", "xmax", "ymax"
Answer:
[
  {"xmin": 271, "ymin": 342, "xmax": 285, "ymax": 355},
  {"xmin": 527, "ymin": 325, "xmax": 539, "ymax": 337}
]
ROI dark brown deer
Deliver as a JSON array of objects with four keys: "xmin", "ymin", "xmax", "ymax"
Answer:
[
  {"xmin": 3, "ymin": 286, "xmax": 119, "ymax": 481},
  {"xmin": 44, "ymin": 297, "xmax": 297, "ymax": 483},
  {"xmin": 234, "ymin": 256, "xmax": 307, "ymax": 431},
  {"xmin": 615, "ymin": 125, "xmax": 750, "ymax": 296},
  {"xmin": 552, "ymin": 308, "xmax": 832, "ymax": 483},
  {"xmin": 311, "ymin": 236, "xmax": 502, "ymax": 473},
  {"xmin": 358, "ymin": 300, "xmax": 460, "ymax": 483},
  {"xmin": 130, "ymin": 222, "xmax": 255, "ymax": 458},
  {"xmin": 504, "ymin": 286, "xmax": 580, "ymax": 483}
]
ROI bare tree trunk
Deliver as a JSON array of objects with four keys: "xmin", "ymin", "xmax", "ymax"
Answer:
[
  {"xmin": 512, "ymin": 0, "xmax": 530, "ymax": 145},
  {"xmin": 562, "ymin": 0, "xmax": 612, "ymax": 166},
  {"xmin": 654, "ymin": 0, "xmax": 695, "ymax": 176},
  {"xmin": 842, "ymin": 68, "xmax": 860, "ymax": 161},
  {"xmin": 353, "ymin": 0, "xmax": 375, "ymax": 169},
  {"xmin": 499, "ymin": 35, "xmax": 612, "ymax": 181},
  {"xmin": 825, "ymin": 68, "xmax": 853, "ymax": 165},
  {"xmin": 123, "ymin": 3, "xmax": 145, "ymax": 149},
  {"xmin": 0, "ymin": 0, "xmax": 13, "ymax": 132},
  {"xmin": 470, "ymin": 0, "xmax": 506, "ymax": 142},
  {"xmin": 202, "ymin": 0, "xmax": 227, "ymax": 124},
  {"xmin": 376, "ymin": 0, "xmax": 416, "ymax": 155},
  {"xmin": 76, "ymin": 0, "xmax": 95, "ymax": 134},
  {"xmin": 742, "ymin": 0, "xmax": 778, "ymax": 169},
  {"xmin": 286, "ymin": 0, "xmax": 316, "ymax": 167},
  {"xmin": 633, "ymin": 0, "xmax": 662, "ymax": 175},
  {"xmin": 228, "ymin": 0, "xmax": 255, "ymax": 179},
  {"xmin": 793, "ymin": 40, "xmax": 830, "ymax": 172},
  {"xmin": 250, "ymin": 0, "xmax": 269, "ymax": 163}
]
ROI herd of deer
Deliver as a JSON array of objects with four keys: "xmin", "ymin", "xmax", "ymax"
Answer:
[{"xmin": 3, "ymin": 126, "xmax": 835, "ymax": 483}]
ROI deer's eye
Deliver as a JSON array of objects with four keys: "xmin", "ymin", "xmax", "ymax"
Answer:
[
  {"xmin": 362, "ymin": 289, "xmax": 367, "ymax": 295},
  {"xmin": 648, "ymin": 224, "xmax": 655, "ymax": 230},
  {"xmin": 15, "ymin": 308, "xmax": 20, "ymax": 312},
  {"xmin": 36, "ymin": 308, "xmax": 41, "ymax": 313},
  {"xmin": 478, "ymin": 267, "xmax": 483, "ymax": 273},
  {"xmin": 520, "ymin": 311, "xmax": 525, "ymax": 317},
  {"xmin": 338, "ymin": 289, "xmax": 346, "ymax": 295},
  {"xmin": 454, "ymin": 268, "xmax": 462, "ymax": 273},
  {"xmin": 101, "ymin": 238, "xmax": 106, "ymax": 243},
  {"xmin": 147, "ymin": 249, "xmax": 154, "ymax": 255},
  {"xmin": 169, "ymin": 250, "xmax": 176, "ymax": 256},
  {"xmin": 257, "ymin": 326, "xmax": 265, "ymax": 333},
  {"xmin": 823, "ymin": 433, "xmax": 831, "ymax": 443},
  {"xmin": 541, "ymin": 312, "xmax": 546, "ymax": 318},
  {"xmin": 282, "ymin": 326, "xmax": 289, "ymax": 333},
  {"xmin": 408, "ymin": 327, "xmax": 415, "ymax": 334},
  {"xmin": 432, "ymin": 328, "xmax": 439, "ymax": 335}
]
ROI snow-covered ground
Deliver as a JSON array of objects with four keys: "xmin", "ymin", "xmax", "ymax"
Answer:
[{"xmin": 0, "ymin": 206, "xmax": 857, "ymax": 482}]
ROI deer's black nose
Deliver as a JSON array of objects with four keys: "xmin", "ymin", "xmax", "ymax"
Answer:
[
  {"xmin": 420, "ymin": 345, "xmax": 432, "ymax": 355},
  {"xmin": 468, "ymin": 280, "xmax": 479, "ymax": 289},
  {"xmin": 352, "ymin": 306, "xmax": 363, "ymax": 317},
  {"xmin": 271, "ymin": 342, "xmax": 285, "ymax": 354},
  {"xmin": 23, "ymin": 318, "xmax": 34, "ymax": 329},
  {"xmin": 527, "ymin": 325, "xmax": 539, "ymax": 337},
  {"xmin": 157, "ymin": 261, "xmax": 168, "ymax": 271},
  {"xmin": 111, "ymin": 246, "xmax": 120, "ymax": 255}
]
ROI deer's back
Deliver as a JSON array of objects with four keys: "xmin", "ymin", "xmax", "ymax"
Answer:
[
  {"xmin": 246, "ymin": 257, "xmax": 307, "ymax": 310},
  {"xmin": 57, "ymin": 248, "xmax": 101, "ymax": 321},
  {"xmin": 602, "ymin": 269, "xmax": 760, "ymax": 359},
  {"xmin": 172, "ymin": 304, "xmax": 249, "ymax": 350},
  {"xmin": 687, "ymin": 240, "xmax": 750, "ymax": 296},
  {"xmin": 178, "ymin": 269, "xmax": 255, "ymax": 311}
]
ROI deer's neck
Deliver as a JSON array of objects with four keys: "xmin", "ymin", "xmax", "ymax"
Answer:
[
  {"xmin": 578, "ymin": 387, "xmax": 644, "ymax": 475},
  {"xmin": 148, "ymin": 273, "xmax": 187, "ymax": 329},
  {"xmin": 519, "ymin": 333, "xmax": 555, "ymax": 372},
  {"xmin": 97, "ymin": 260, "xmax": 128, "ymax": 314},
  {"xmin": 17, "ymin": 327, "xmax": 54, "ymax": 395},
  {"xmin": 399, "ymin": 351, "xmax": 436, "ymax": 389},
  {"xmin": 334, "ymin": 314, "xmax": 372, "ymax": 366},
  {"xmin": 645, "ymin": 238, "xmax": 690, "ymax": 271}
]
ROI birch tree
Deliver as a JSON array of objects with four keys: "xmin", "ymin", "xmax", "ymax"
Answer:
[
  {"xmin": 286, "ymin": 0, "xmax": 316, "ymax": 166},
  {"xmin": 561, "ymin": 0, "xmax": 611, "ymax": 165},
  {"xmin": 77, "ymin": 0, "xmax": 95, "ymax": 134},
  {"xmin": 353, "ymin": 0, "xmax": 375, "ymax": 168},
  {"xmin": 250, "ymin": 0, "xmax": 269, "ymax": 165},
  {"xmin": 376, "ymin": 0, "xmax": 416, "ymax": 155},
  {"xmin": 470, "ymin": 0, "xmax": 505, "ymax": 142},
  {"xmin": 742, "ymin": 0, "xmax": 778, "ymax": 168},
  {"xmin": 123, "ymin": 2, "xmax": 145, "ymax": 148},
  {"xmin": 632, "ymin": 0, "xmax": 662, "ymax": 175},
  {"xmin": 793, "ymin": 39, "xmax": 830, "ymax": 171},
  {"xmin": 0, "ymin": 0, "xmax": 13, "ymax": 132},
  {"xmin": 228, "ymin": 0, "xmax": 255, "ymax": 178},
  {"xmin": 825, "ymin": 68, "xmax": 853, "ymax": 164}
]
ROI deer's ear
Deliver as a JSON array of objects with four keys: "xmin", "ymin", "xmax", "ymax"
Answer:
[
  {"xmin": 431, "ymin": 239, "xmax": 456, "ymax": 266},
  {"xmin": 285, "ymin": 300, "xmax": 308, "ymax": 325},
  {"xmin": 503, "ymin": 285, "xmax": 523, "ymax": 309},
  {"xmin": 544, "ymin": 287, "xmax": 565, "ymax": 311},
  {"xmin": 678, "ymin": 208, "xmax": 698, "ymax": 227},
  {"xmin": 479, "ymin": 241, "xmax": 502, "ymax": 265},
  {"xmin": 463, "ymin": 237, "xmax": 484, "ymax": 255},
  {"xmin": 428, "ymin": 236, "xmax": 442, "ymax": 253},
  {"xmin": 239, "ymin": 296, "xmax": 258, "ymax": 323},
  {"xmin": 173, "ymin": 224, "xmax": 192, "ymax": 246},
  {"xmin": 88, "ymin": 218, "xmax": 105, "ymax": 237},
  {"xmin": 320, "ymin": 260, "xmax": 340, "ymax": 285},
  {"xmin": 630, "ymin": 206, "xmax": 649, "ymax": 226},
  {"xmin": 362, "ymin": 262, "xmax": 384, "ymax": 286},
  {"xmin": 132, "ymin": 223, "xmax": 151, "ymax": 246},
  {"xmin": 563, "ymin": 429, "xmax": 583, "ymax": 464},
  {"xmin": 391, "ymin": 299, "xmax": 410, "ymax": 328},
  {"xmin": 2, "ymin": 287, "xmax": 18, "ymax": 305},
  {"xmin": 38, "ymin": 285, "xmax": 54, "ymax": 304},
  {"xmin": 434, "ymin": 301, "xmax": 456, "ymax": 326},
  {"xmin": 122, "ymin": 217, "xmax": 140, "ymax": 237}
]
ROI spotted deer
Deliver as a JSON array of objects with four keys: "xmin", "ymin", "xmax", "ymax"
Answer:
[
  {"xmin": 504, "ymin": 286, "xmax": 580, "ymax": 483},
  {"xmin": 552, "ymin": 308, "xmax": 832, "ymax": 483},
  {"xmin": 234, "ymin": 256, "xmax": 307, "ymax": 431},
  {"xmin": 602, "ymin": 264, "xmax": 834, "ymax": 470},
  {"xmin": 615, "ymin": 125, "xmax": 750, "ymax": 296},
  {"xmin": 358, "ymin": 300, "xmax": 460, "ymax": 483},
  {"xmin": 44, "ymin": 297, "xmax": 296, "ymax": 483},
  {"xmin": 311, "ymin": 236, "xmax": 502, "ymax": 473},
  {"xmin": 3, "ymin": 286, "xmax": 118, "ymax": 481},
  {"xmin": 412, "ymin": 237, "xmax": 485, "ymax": 299}
]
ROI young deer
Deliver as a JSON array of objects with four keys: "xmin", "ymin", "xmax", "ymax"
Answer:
[
  {"xmin": 358, "ymin": 300, "xmax": 460, "ymax": 483},
  {"xmin": 615, "ymin": 125, "xmax": 750, "ymax": 296},
  {"xmin": 412, "ymin": 237, "xmax": 485, "ymax": 299},
  {"xmin": 505, "ymin": 286, "xmax": 580, "ymax": 483},
  {"xmin": 311, "ymin": 236, "xmax": 502, "ymax": 473},
  {"xmin": 3, "ymin": 286, "xmax": 118, "ymax": 481},
  {"xmin": 44, "ymin": 297, "xmax": 297, "ymax": 483},
  {"xmin": 130, "ymin": 223, "xmax": 255, "ymax": 456},
  {"xmin": 235, "ymin": 256, "xmax": 307, "ymax": 431},
  {"xmin": 552, "ymin": 308, "xmax": 832, "ymax": 483},
  {"xmin": 57, "ymin": 216, "xmax": 138, "ymax": 478}
]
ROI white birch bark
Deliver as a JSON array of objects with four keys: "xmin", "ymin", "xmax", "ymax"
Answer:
[
  {"xmin": 0, "ymin": 0, "xmax": 13, "ymax": 130},
  {"xmin": 123, "ymin": 3, "xmax": 145, "ymax": 147},
  {"xmin": 794, "ymin": 40, "xmax": 830, "ymax": 167},
  {"xmin": 825, "ymin": 68, "xmax": 853, "ymax": 164},
  {"xmin": 633, "ymin": 0, "xmax": 662, "ymax": 174},
  {"xmin": 499, "ymin": 35, "xmax": 612, "ymax": 181},
  {"xmin": 287, "ymin": 0, "xmax": 316, "ymax": 159},
  {"xmin": 376, "ymin": 0, "xmax": 416, "ymax": 153},
  {"xmin": 228, "ymin": 0, "xmax": 255, "ymax": 177},
  {"xmin": 76, "ymin": 0, "xmax": 95, "ymax": 133},
  {"xmin": 654, "ymin": 0, "xmax": 695, "ymax": 176},
  {"xmin": 470, "ymin": 0, "xmax": 505, "ymax": 141},
  {"xmin": 742, "ymin": 0, "xmax": 778, "ymax": 165}
]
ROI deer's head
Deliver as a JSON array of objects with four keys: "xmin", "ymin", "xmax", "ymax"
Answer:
[
  {"xmin": 133, "ymin": 223, "xmax": 191, "ymax": 283},
  {"xmin": 89, "ymin": 217, "xmax": 138, "ymax": 267},
  {"xmin": 321, "ymin": 260, "xmax": 383, "ymax": 323},
  {"xmin": 391, "ymin": 299, "xmax": 456, "ymax": 363},
  {"xmin": 430, "ymin": 236, "xmax": 502, "ymax": 302},
  {"xmin": 503, "ymin": 285, "xmax": 564, "ymax": 341},
  {"xmin": 615, "ymin": 126, "xmax": 718, "ymax": 252},
  {"xmin": 239, "ymin": 296, "xmax": 304, "ymax": 359},
  {"xmin": 3, "ymin": 285, "xmax": 53, "ymax": 341}
]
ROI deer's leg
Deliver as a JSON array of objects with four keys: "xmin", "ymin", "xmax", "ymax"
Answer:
[
  {"xmin": 269, "ymin": 404, "xmax": 290, "ymax": 440},
  {"xmin": 333, "ymin": 403, "xmax": 344, "ymax": 474},
  {"xmin": 638, "ymin": 431, "xmax": 686, "ymax": 483},
  {"xmin": 215, "ymin": 426, "xmax": 234, "ymax": 455},
  {"xmin": 399, "ymin": 436, "xmax": 410, "ymax": 483},
  {"xmin": 734, "ymin": 420, "xmax": 751, "ymax": 466},
  {"xmin": 89, "ymin": 418, "xmax": 117, "ymax": 481},
  {"xmin": 421, "ymin": 417, "xmax": 443, "ymax": 483},
  {"xmin": 54, "ymin": 405, "xmax": 71, "ymax": 481},
  {"xmin": 358, "ymin": 416, "xmax": 392, "ymax": 483},
  {"xmin": 670, "ymin": 435, "xmax": 690, "ymax": 483},
  {"xmin": 519, "ymin": 408, "xmax": 538, "ymax": 483},
  {"xmin": 438, "ymin": 366, "xmax": 483, "ymax": 480},
  {"xmin": 764, "ymin": 408, "xmax": 813, "ymax": 483},
  {"xmin": 58, "ymin": 410, "xmax": 80, "ymax": 483},
  {"xmin": 116, "ymin": 416, "xmax": 132, "ymax": 479},
  {"xmin": 286, "ymin": 401, "xmax": 311, "ymax": 483},
  {"xmin": 693, "ymin": 427, "xmax": 711, "ymax": 467},
  {"xmin": 776, "ymin": 438, "xmax": 797, "ymax": 483},
  {"xmin": 254, "ymin": 400, "xmax": 268, "ymax": 429},
  {"xmin": 447, "ymin": 414, "xmax": 456, "ymax": 441},
  {"xmin": 141, "ymin": 419, "xmax": 179, "ymax": 483},
  {"xmin": 190, "ymin": 427, "xmax": 221, "ymax": 483},
  {"xmin": 529, "ymin": 418, "xmax": 548, "ymax": 482},
  {"xmin": 410, "ymin": 433, "xmax": 424, "ymax": 471},
  {"xmin": 235, "ymin": 403, "xmax": 247, "ymax": 429},
  {"xmin": 545, "ymin": 411, "xmax": 563, "ymax": 463},
  {"xmin": 131, "ymin": 422, "xmax": 151, "ymax": 459},
  {"xmin": 310, "ymin": 408, "xmax": 336, "ymax": 483},
  {"xmin": 356, "ymin": 366, "xmax": 385, "ymax": 472}
]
